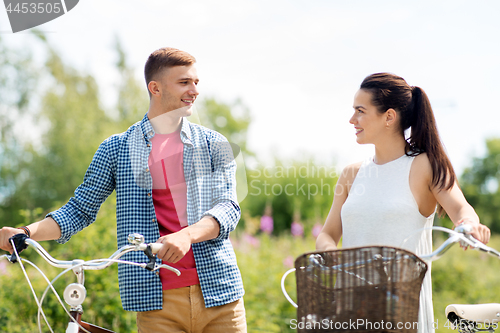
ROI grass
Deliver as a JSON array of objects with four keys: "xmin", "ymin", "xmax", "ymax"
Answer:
[{"xmin": 1, "ymin": 229, "xmax": 500, "ymax": 332}]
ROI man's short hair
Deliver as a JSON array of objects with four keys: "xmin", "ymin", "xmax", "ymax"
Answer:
[{"xmin": 144, "ymin": 47, "xmax": 196, "ymax": 95}]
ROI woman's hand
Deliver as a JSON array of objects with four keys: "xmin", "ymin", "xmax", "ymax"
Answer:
[{"xmin": 456, "ymin": 218, "xmax": 491, "ymax": 244}]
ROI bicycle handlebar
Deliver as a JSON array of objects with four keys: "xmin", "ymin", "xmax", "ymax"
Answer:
[
  {"xmin": 8, "ymin": 233, "xmax": 180, "ymax": 275},
  {"xmin": 2, "ymin": 233, "xmax": 181, "ymax": 333},
  {"xmin": 418, "ymin": 224, "xmax": 500, "ymax": 262}
]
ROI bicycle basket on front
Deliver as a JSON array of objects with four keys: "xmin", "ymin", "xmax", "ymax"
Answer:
[{"xmin": 295, "ymin": 246, "xmax": 427, "ymax": 333}]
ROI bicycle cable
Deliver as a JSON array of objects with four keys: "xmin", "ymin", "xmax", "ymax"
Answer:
[
  {"xmin": 9, "ymin": 239, "xmax": 55, "ymax": 333},
  {"xmin": 5, "ymin": 243, "xmax": 81, "ymax": 333},
  {"xmin": 4, "ymin": 241, "xmax": 172, "ymax": 333},
  {"xmin": 37, "ymin": 258, "xmax": 147, "ymax": 333},
  {"xmin": 36, "ymin": 263, "xmax": 91, "ymax": 333},
  {"xmin": 36, "ymin": 258, "xmax": 153, "ymax": 333},
  {"xmin": 7, "ymin": 240, "xmax": 95, "ymax": 333},
  {"xmin": 1, "ymin": 252, "xmax": 53, "ymax": 332}
]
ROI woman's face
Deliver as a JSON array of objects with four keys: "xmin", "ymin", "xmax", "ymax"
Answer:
[{"xmin": 349, "ymin": 89, "xmax": 387, "ymax": 145}]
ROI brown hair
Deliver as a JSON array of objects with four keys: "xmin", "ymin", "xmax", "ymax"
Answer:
[
  {"xmin": 360, "ymin": 73, "xmax": 456, "ymax": 214},
  {"xmin": 144, "ymin": 47, "xmax": 196, "ymax": 97}
]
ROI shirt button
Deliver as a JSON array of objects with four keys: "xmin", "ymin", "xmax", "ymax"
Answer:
[
  {"xmin": 146, "ymin": 168, "xmax": 149, "ymax": 172},
  {"xmin": 147, "ymin": 193, "xmax": 151, "ymax": 197},
  {"xmin": 147, "ymin": 144, "xmax": 151, "ymax": 147},
  {"xmin": 152, "ymin": 218, "xmax": 156, "ymax": 222}
]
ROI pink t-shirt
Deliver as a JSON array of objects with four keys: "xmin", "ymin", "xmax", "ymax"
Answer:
[{"xmin": 148, "ymin": 129, "xmax": 199, "ymax": 290}]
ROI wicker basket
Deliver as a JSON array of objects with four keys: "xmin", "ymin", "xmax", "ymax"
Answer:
[{"xmin": 294, "ymin": 247, "xmax": 428, "ymax": 333}]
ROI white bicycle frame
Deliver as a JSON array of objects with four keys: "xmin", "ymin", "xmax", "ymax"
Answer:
[{"xmin": 2, "ymin": 233, "xmax": 181, "ymax": 333}]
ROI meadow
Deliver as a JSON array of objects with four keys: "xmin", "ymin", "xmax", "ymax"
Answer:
[{"xmin": 2, "ymin": 211, "xmax": 500, "ymax": 332}]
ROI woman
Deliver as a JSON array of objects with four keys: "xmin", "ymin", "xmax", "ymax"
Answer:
[{"xmin": 316, "ymin": 73, "xmax": 490, "ymax": 333}]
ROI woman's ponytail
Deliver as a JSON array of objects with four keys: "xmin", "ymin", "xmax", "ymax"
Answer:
[{"xmin": 408, "ymin": 86, "xmax": 456, "ymax": 193}]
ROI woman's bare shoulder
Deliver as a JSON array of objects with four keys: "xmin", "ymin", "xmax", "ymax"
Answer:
[
  {"xmin": 411, "ymin": 153, "xmax": 433, "ymax": 183},
  {"xmin": 413, "ymin": 153, "xmax": 432, "ymax": 172},
  {"xmin": 340, "ymin": 161, "xmax": 363, "ymax": 183}
]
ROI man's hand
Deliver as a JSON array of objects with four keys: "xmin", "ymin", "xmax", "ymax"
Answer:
[
  {"xmin": 0, "ymin": 227, "xmax": 25, "ymax": 253},
  {"xmin": 154, "ymin": 216, "xmax": 220, "ymax": 263},
  {"xmin": 155, "ymin": 230, "xmax": 192, "ymax": 264}
]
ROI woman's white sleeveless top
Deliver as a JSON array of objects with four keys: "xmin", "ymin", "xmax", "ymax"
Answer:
[{"xmin": 341, "ymin": 154, "xmax": 435, "ymax": 333}]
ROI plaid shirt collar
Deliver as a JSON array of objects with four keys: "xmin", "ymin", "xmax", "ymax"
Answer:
[{"xmin": 140, "ymin": 113, "xmax": 193, "ymax": 146}]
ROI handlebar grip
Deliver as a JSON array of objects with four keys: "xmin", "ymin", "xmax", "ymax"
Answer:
[
  {"xmin": 150, "ymin": 243, "xmax": 163, "ymax": 255},
  {"xmin": 9, "ymin": 233, "xmax": 29, "ymax": 263},
  {"xmin": 455, "ymin": 223, "xmax": 473, "ymax": 234}
]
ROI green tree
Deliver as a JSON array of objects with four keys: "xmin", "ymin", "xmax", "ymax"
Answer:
[
  {"xmin": 0, "ymin": 35, "xmax": 149, "ymax": 227},
  {"xmin": 2, "ymin": 39, "xmax": 116, "ymax": 226},
  {"xmin": 460, "ymin": 138, "xmax": 500, "ymax": 232},
  {"xmin": 196, "ymin": 98, "xmax": 253, "ymax": 157},
  {"xmin": 114, "ymin": 37, "xmax": 149, "ymax": 130},
  {"xmin": 0, "ymin": 34, "xmax": 38, "ymax": 226},
  {"xmin": 244, "ymin": 157, "xmax": 337, "ymax": 235}
]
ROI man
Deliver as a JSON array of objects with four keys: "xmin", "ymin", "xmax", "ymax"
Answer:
[{"xmin": 0, "ymin": 47, "xmax": 247, "ymax": 332}]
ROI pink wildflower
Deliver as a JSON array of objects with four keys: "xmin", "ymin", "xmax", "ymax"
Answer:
[
  {"xmin": 312, "ymin": 223, "xmax": 323, "ymax": 238},
  {"xmin": 291, "ymin": 221, "xmax": 304, "ymax": 237},
  {"xmin": 0, "ymin": 260, "xmax": 9, "ymax": 276},
  {"xmin": 260, "ymin": 215, "xmax": 273, "ymax": 234},
  {"xmin": 283, "ymin": 255, "xmax": 294, "ymax": 268},
  {"xmin": 243, "ymin": 233, "xmax": 260, "ymax": 247}
]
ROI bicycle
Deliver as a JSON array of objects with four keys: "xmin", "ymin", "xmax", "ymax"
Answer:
[
  {"xmin": 0, "ymin": 233, "xmax": 181, "ymax": 333},
  {"xmin": 281, "ymin": 224, "xmax": 500, "ymax": 333}
]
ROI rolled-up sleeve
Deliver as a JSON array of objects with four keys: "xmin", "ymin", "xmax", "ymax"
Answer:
[
  {"xmin": 202, "ymin": 139, "xmax": 241, "ymax": 241},
  {"xmin": 47, "ymin": 138, "xmax": 116, "ymax": 244}
]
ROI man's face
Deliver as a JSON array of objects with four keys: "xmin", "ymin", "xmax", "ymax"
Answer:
[{"xmin": 156, "ymin": 64, "xmax": 199, "ymax": 116}]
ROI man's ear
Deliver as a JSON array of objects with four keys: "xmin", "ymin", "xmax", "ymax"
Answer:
[{"xmin": 148, "ymin": 81, "xmax": 160, "ymax": 97}]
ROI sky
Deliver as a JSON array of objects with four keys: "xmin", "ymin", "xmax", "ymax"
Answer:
[{"xmin": 1, "ymin": 0, "xmax": 499, "ymax": 174}]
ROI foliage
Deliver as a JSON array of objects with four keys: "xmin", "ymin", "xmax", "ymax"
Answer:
[
  {"xmin": 22, "ymin": 47, "xmax": 114, "ymax": 210},
  {"xmin": 0, "ymin": 35, "xmax": 38, "ymax": 224},
  {"xmin": 233, "ymin": 232, "xmax": 316, "ymax": 332},
  {"xmin": 196, "ymin": 97, "xmax": 253, "ymax": 157},
  {"xmin": 242, "ymin": 158, "xmax": 337, "ymax": 235},
  {"xmin": 114, "ymin": 37, "xmax": 149, "ymax": 130},
  {"xmin": 3, "ymin": 222, "xmax": 500, "ymax": 332},
  {"xmin": 0, "ymin": 34, "xmax": 120, "ymax": 227},
  {"xmin": 461, "ymin": 138, "xmax": 500, "ymax": 232},
  {"xmin": 0, "ymin": 197, "xmax": 137, "ymax": 332}
]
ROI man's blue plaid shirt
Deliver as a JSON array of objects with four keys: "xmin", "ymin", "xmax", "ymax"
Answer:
[{"xmin": 48, "ymin": 114, "xmax": 244, "ymax": 312}]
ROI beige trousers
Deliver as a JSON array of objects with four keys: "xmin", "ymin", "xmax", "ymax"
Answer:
[{"xmin": 136, "ymin": 284, "xmax": 247, "ymax": 333}]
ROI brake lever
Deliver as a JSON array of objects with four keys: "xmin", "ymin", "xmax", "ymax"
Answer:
[
  {"xmin": 142, "ymin": 244, "xmax": 182, "ymax": 275},
  {"xmin": 8, "ymin": 233, "xmax": 29, "ymax": 263},
  {"xmin": 143, "ymin": 245, "xmax": 156, "ymax": 271},
  {"xmin": 455, "ymin": 223, "xmax": 497, "ymax": 254},
  {"xmin": 454, "ymin": 224, "xmax": 474, "ymax": 249}
]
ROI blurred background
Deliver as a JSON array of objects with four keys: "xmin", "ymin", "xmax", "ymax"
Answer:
[{"xmin": 1, "ymin": 0, "xmax": 500, "ymax": 332}]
